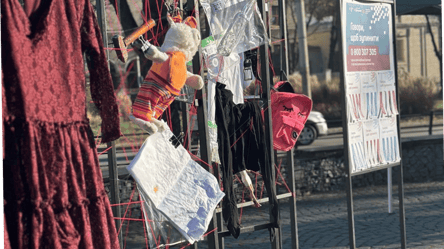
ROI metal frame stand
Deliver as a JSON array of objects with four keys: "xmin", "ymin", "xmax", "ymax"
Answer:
[
  {"xmin": 94, "ymin": 0, "xmax": 300, "ymax": 247},
  {"xmin": 189, "ymin": 0, "xmax": 301, "ymax": 247},
  {"xmin": 339, "ymin": 1, "xmax": 407, "ymax": 248}
]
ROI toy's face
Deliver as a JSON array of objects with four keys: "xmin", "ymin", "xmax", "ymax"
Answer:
[{"xmin": 161, "ymin": 23, "xmax": 201, "ymax": 61}]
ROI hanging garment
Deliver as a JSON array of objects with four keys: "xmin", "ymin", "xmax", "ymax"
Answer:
[
  {"xmin": 207, "ymin": 53, "xmax": 244, "ymax": 162},
  {"xmin": 215, "ymin": 83, "xmax": 279, "ymax": 238},
  {"xmin": 127, "ymin": 128, "xmax": 224, "ymax": 246},
  {"xmin": 271, "ymin": 81, "xmax": 313, "ymax": 151},
  {"xmin": 2, "ymin": 0, "xmax": 121, "ymax": 248}
]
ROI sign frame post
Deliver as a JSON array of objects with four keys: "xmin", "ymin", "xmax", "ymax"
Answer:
[{"xmin": 340, "ymin": 0, "xmax": 407, "ymax": 249}]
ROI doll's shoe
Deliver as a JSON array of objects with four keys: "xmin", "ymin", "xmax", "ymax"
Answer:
[
  {"xmin": 185, "ymin": 73, "xmax": 204, "ymax": 90},
  {"xmin": 239, "ymin": 170, "xmax": 261, "ymax": 208},
  {"xmin": 129, "ymin": 115, "xmax": 158, "ymax": 135}
]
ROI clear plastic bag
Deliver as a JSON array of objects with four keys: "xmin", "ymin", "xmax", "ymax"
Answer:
[
  {"xmin": 200, "ymin": 0, "xmax": 268, "ymax": 54},
  {"xmin": 139, "ymin": 185, "xmax": 188, "ymax": 249}
]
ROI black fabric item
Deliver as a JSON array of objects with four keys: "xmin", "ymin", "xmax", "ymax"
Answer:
[
  {"xmin": 215, "ymin": 83, "xmax": 280, "ymax": 238},
  {"xmin": 276, "ymin": 81, "xmax": 295, "ymax": 93}
]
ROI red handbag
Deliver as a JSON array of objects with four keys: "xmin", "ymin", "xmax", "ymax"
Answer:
[{"xmin": 271, "ymin": 81, "xmax": 313, "ymax": 151}]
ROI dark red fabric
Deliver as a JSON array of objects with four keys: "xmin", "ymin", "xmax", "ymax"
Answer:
[
  {"xmin": 2, "ymin": 0, "xmax": 121, "ymax": 248},
  {"xmin": 271, "ymin": 82, "xmax": 312, "ymax": 151}
]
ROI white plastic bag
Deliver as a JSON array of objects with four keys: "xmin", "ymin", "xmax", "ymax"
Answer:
[
  {"xmin": 127, "ymin": 128, "xmax": 224, "ymax": 245},
  {"xmin": 200, "ymin": 0, "xmax": 268, "ymax": 54}
]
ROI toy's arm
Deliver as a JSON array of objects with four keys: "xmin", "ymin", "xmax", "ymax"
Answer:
[
  {"xmin": 185, "ymin": 71, "xmax": 204, "ymax": 90},
  {"xmin": 133, "ymin": 40, "xmax": 168, "ymax": 63}
]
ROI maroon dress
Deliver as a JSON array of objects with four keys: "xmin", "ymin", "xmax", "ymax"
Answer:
[{"xmin": 2, "ymin": 0, "xmax": 121, "ymax": 248}]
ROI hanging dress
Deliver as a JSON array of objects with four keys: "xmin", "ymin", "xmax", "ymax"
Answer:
[{"xmin": 2, "ymin": 0, "xmax": 121, "ymax": 248}]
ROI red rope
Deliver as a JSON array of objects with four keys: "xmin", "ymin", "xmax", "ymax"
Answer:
[
  {"xmin": 123, "ymin": 201, "xmax": 134, "ymax": 248},
  {"xmin": 178, "ymin": 227, "xmax": 218, "ymax": 249},
  {"xmin": 274, "ymin": 164, "xmax": 292, "ymax": 195},
  {"xmin": 110, "ymin": 200, "xmax": 144, "ymax": 207},
  {"xmin": 230, "ymin": 117, "xmax": 254, "ymax": 148},
  {"xmin": 117, "ymin": 182, "xmax": 137, "ymax": 235},
  {"xmin": 114, "ymin": 217, "xmax": 154, "ymax": 222},
  {"xmin": 98, "ymin": 146, "xmax": 112, "ymax": 156},
  {"xmin": 239, "ymin": 187, "xmax": 246, "ymax": 223},
  {"xmin": 190, "ymin": 153, "xmax": 214, "ymax": 170}
]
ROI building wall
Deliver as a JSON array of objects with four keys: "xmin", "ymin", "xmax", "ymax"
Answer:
[
  {"xmin": 397, "ymin": 15, "xmax": 441, "ymax": 80},
  {"xmin": 272, "ymin": 10, "xmax": 441, "ymax": 81}
]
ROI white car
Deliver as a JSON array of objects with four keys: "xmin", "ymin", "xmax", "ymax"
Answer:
[{"xmin": 296, "ymin": 111, "xmax": 329, "ymax": 146}]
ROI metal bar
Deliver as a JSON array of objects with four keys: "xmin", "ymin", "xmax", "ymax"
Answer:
[
  {"xmin": 429, "ymin": 111, "xmax": 434, "ymax": 135},
  {"xmin": 407, "ymin": 28, "xmax": 410, "ymax": 72},
  {"xmin": 339, "ymin": 1, "xmax": 356, "ymax": 248},
  {"xmin": 388, "ymin": 168, "xmax": 393, "ymax": 213},
  {"xmin": 288, "ymin": 148, "xmax": 299, "ymax": 249},
  {"xmin": 187, "ymin": 0, "xmax": 219, "ymax": 247},
  {"xmin": 277, "ymin": 0, "xmax": 297, "ymax": 246},
  {"xmin": 219, "ymin": 223, "xmax": 274, "ymax": 237},
  {"xmin": 95, "ymin": 0, "xmax": 123, "ymax": 247},
  {"xmin": 392, "ymin": 1, "xmax": 407, "ymax": 247},
  {"xmin": 216, "ymin": 197, "xmax": 225, "ymax": 249},
  {"xmin": 295, "ymin": 0, "xmax": 311, "ymax": 98},
  {"xmin": 278, "ymin": 0, "xmax": 289, "ymax": 76},
  {"xmin": 95, "ymin": 0, "xmax": 107, "ymax": 42},
  {"xmin": 182, "ymin": 102, "xmax": 191, "ymax": 149},
  {"xmin": 257, "ymin": 0, "xmax": 280, "ymax": 246},
  {"xmin": 424, "ymin": 26, "xmax": 428, "ymax": 77},
  {"xmin": 215, "ymin": 193, "xmax": 293, "ymax": 213},
  {"xmin": 107, "ymin": 141, "xmax": 123, "ymax": 247},
  {"xmin": 136, "ymin": 56, "xmax": 141, "ymax": 87},
  {"xmin": 420, "ymin": 27, "xmax": 424, "ymax": 76}
]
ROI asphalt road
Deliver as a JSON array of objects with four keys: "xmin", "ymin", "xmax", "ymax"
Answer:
[
  {"xmin": 98, "ymin": 125, "xmax": 443, "ymax": 174},
  {"xmin": 298, "ymin": 125, "xmax": 443, "ymax": 151},
  {"xmin": 122, "ymin": 181, "xmax": 444, "ymax": 249}
]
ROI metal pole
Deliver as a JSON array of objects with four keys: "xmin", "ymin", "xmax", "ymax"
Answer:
[
  {"xmin": 429, "ymin": 111, "xmax": 434, "ymax": 135},
  {"xmin": 294, "ymin": 0, "xmax": 311, "ymax": 98},
  {"xmin": 187, "ymin": 0, "xmax": 219, "ymax": 247},
  {"xmin": 339, "ymin": 1, "xmax": 355, "ymax": 247},
  {"xmin": 136, "ymin": 56, "xmax": 142, "ymax": 87},
  {"xmin": 96, "ymin": 0, "xmax": 123, "ymax": 246},
  {"xmin": 277, "ymin": 0, "xmax": 299, "ymax": 247},
  {"xmin": 388, "ymin": 168, "xmax": 393, "ymax": 213},
  {"xmin": 107, "ymin": 141, "xmax": 122, "ymax": 245},
  {"xmin": 182, "ymin": 102, "xmax": 192, "ymax": 149},
  {"xmin": 440, "ymin": 18, "xmax": 442, "ymax": 92},
  {"xmin": 392, "ymin": 1, "xmax": 407, "ymax": 247},
  {"xmin": 257, "ymin": 0, "xmax": 280, "ymax": 247}
]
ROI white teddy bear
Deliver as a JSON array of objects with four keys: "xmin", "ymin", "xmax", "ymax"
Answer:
[{"xmin": 130, "ymin": 15, "xmax": 203, "ymax": 135}]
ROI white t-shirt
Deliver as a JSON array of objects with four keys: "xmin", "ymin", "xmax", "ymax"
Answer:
[{"xmin": 206, "ymin": 51, "xmax": 245, "ymax": 162}]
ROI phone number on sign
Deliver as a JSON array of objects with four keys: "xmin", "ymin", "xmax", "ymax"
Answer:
[{"xmin": 350, "ymin": 48, "xmax": 377, "ymax": 56}]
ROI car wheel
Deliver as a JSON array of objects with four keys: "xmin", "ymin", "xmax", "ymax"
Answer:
[{"xmin": 297, "ymin": 124, "xmax": 317, "ymax": 146}]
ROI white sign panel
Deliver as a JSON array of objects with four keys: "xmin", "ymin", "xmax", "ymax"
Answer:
[{"xmin": 342, "ymin": 0, "xmax": 400, "ymax": 173}]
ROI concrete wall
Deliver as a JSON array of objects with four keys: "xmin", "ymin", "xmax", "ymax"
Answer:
[
  {"xmin": 106, "ymin": 136, "xmax": 443, "ymax": 205},
  {"xmin": 284, "ymin": 136, "xmax": 443, "ymax": 197}
]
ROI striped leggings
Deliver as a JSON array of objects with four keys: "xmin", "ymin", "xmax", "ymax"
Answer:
[{"xmin": 132, "ymin": 81, "xmax": 175, "ymax": 121}]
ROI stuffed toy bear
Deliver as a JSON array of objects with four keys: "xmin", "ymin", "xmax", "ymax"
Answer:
[{"xmin": 130, "ymin": 15, "xmax": 203, "ymax": 135}]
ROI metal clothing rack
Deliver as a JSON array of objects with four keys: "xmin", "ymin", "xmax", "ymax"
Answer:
[{"xmin": 94, "ymin": 0, "xmax": 300, "ymax": 247}]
